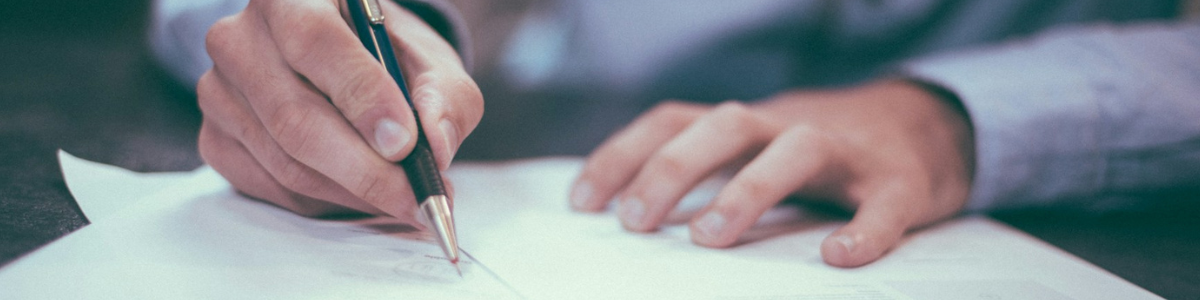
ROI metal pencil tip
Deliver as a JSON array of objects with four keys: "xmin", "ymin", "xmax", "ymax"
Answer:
[{"xmin": 421, "ymin": 196, "xmax": 461, "ymax": 277}]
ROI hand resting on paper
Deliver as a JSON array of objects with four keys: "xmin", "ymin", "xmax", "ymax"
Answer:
[
  {"xmin": 570, "ymin": 79, "xmax": 975, "ymax": 268},
  {"xmin": 197, "ymin": 0, "xmax": 481, "ymax": 221}
]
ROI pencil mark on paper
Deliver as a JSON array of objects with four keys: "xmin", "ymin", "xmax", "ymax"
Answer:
[{"xmin": 392, "ymin": 254, "xmax": 475, "ymax": 282}]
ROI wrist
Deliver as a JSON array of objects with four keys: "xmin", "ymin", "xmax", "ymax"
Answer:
[{"xmin": 892, "ymin": 78, "xmax": 977, "ymax": 192}]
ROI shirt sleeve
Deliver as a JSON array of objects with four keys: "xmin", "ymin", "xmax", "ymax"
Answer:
[
  {"xmin": 148, "ymin": 0, "xmax": 247, "ymax": 88},
  {"xmin": 147, "ymin": 0, "xmax": 471, "ymax": 89},
  {"xmin": 902, "ymin": 21, "xmax": 1200, "ymax": 212}
]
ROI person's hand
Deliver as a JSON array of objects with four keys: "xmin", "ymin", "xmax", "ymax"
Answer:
[
  {"xmin": 197, "ymin": 0, "xmax": 482, "ymax": 221},
  {"xmin": 570, "ymin": 80, "xmax": 974, "ymax": 267}
]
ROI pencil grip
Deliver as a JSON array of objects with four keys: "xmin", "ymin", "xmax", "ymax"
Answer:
[
  {"xmin": 401, "ymin": 137, "xmax": 446, "ymax": 204},
  {"xmin": 346, "ymin": 0, "xmax": 447, "ymax": 204}
]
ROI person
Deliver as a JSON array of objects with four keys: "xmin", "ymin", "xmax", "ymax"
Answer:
[{"xmin": 150, "ymin": 0, "xmax": 1200, "ymax": 268}]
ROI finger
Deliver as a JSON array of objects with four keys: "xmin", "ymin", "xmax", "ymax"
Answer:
[
  {"xmin": 379, "ymin": 2, "xmax": 466, "ymax": 71},
  {"xmin": 197, "ymin": 70, "xmax": 387, "ymax": 216},
  {"xmin": 404, "ymin": 74, "xmax": 483, "ymax": 171},
  {"xmin": 377, "ymin": 3, "xmax": 480, "ymax": 170},
  {"xmin": 690, "ymin": 126, "xmax": 834, "ymax": 247},
  {"xmin": 570, "ymin": 101, "xmax": 707, "ymax": 212},
  {"xmin": 819, "ymin": 182, "xmax": 915, "ymax": 268},
  {"xmin": 200, "ymin": 122, "xmax": 366, "ymax": 217},
  {"xmin": 617, "ymin": 102, "xmax": 769, "ymax": 232},
  {"xmin": 256, "ymin": 0, "xmax": 420, "ymax": 161},
  {"xmin": 207, "ymin": 10, "xmax": 417, "ymax": 218}
]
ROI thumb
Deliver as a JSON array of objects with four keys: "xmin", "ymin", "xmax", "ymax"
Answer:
[{"xmin": 819, "ymin": 195, "xmax": 912, "ymax": 268}]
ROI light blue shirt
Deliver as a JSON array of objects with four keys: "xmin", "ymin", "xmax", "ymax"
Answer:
[
  {"xmin": 150, "ymin": 0, "xmax": 1200, "ymax": 212},
  {"xmin": 905, "ymin": 22, "xmax": 1200, "ymax": 211}
]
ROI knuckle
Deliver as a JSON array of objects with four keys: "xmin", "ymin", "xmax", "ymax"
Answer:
[
  {"xmin": 410, "ymin": 71, "xmax": 440, "ymax": 90},
  {"xmin": 713, "ymin": 101, "xmax": 753, "ymax": 121},
  {"xmin": 451, "ymin": 76, "xmax": 485, "ymax": 124},
  {"xmin": 204, "ymin": 16, "xmax": 240, "ymax": 60},
  {"xmin": 195, "ymin": 71, "xmax": 258, "ymax": 141},
  {"xmin": 273, "ymin": 161, "xmax": 323, "ymax": 196},
  {"xmin": 195, "ymin": 71, "xmax": 217, "ymax": 95},
  {"xmin": 350, "ymin": 172, "xmax": 391, "ymax": 206},
  {"xmin": 409, "ymin": 74, "xmax": 442, "ymax": 109},
  {"xmin": 197, "ymin": 124, "xmax": 222, "ymax": 164},
  {"xmin": 654, "ymin": 100, "xmax": 691, "ymax": 111},
  {"xmin": 236, "ymin": 121, "xmax": 259, "ymax": 142},
  {"xmin": 595, "ymin": 139, "xmax": 641, "ymax": 165},
  {"xmin": 783, "ymin": 125, "xmax": 825, "ymax": 145},
  {"xmin": 646, "ymin": 100, "xmax": 686, "ymax": 118},
  {"xmin": 285, "ymin": 13, "xmax": 322, "ymax": 49},
  {"xmin": 581, "ymin": 148, "xmax": 635, "ymax": 183},
  {"xmin": 195, "ymin": 72, "xmax": 220, "ymax": 113},
  {"xmin": 714, "ymin": 100, "xmax": 750, "ymax": 113},
  {"xmin": 648, "ymin": 151, "xmax": 691, "ymax": 179},
  {"xmin": 457, "ymin": 76, "xmax": 484, "ymax": 104},
  {"xmin": 275, "ymin": 7, "xmax": 337, "ymax": 65},
  {"xmin": 417, "ymin": 73, "xmax": 485, "ymax": 132},
  {"xmin": 732, "ymin": 176, "xmax": 774, "ymax": 202},
  {"xmin": 645, "ymin": 100, "xmax": 701, "ymax": 129},
  {"xmin": 333, "ymin": 68, "xmax": 388, "ymax": 115},
  {"xmin": 709, "ymin": 101, "xmax": 757, "ymax": 134},
  {"xmin": 267, "ymin": 102, "xmax": 322, "ymax": 156}
]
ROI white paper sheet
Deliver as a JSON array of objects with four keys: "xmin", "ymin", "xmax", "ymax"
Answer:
[
  {"xmin": 58, "ymin": 150, "xmax": 198, "ymax": 222},
  {"xmin": 447, "ymin": 159, "xmax": 1162, "ymax": 300},
  {"xmin": 2, "ymin": 153, "xmax": 520, "ymax": 299},
  {"xmin": 0, "ymin": 154, "xmax": 1163, "ymax": 299}
]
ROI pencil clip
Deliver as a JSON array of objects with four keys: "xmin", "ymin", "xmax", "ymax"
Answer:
[{"xmin": 360, "ymin": 0, "xmax": 385, "ymax": 24}]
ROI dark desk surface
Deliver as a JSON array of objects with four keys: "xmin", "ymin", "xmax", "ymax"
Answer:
[{"xmin": 1, "ymin": 1, "xmax": 1197, "ymax": 299}]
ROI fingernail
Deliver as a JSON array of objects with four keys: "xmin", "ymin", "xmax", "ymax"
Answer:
[
  {"xmin": 569, "ymin": 181, "xmax": 594, "ymax": 210},
  {"xmin": 618, "ymin": 198, "xmax": 646, "ymax": 229},
  {"xmin": 374, "ymin": 118, "xmax": 410, "ymax": 158},
  {"xmin": 438, "ymin": 119, "xmax": 460, "ymax": 164},
  {"xmin": 831, "ymin": 234, "xmax": 856, "ymax": 254},
  {"xmin": 693, "ymin": 211, "xmax": 727, "ymax": 240}
]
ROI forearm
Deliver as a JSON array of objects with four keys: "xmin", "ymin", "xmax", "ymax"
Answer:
[{"xmin": 903, "ymin": 21, "xmax": 1200, "ymax": 212}]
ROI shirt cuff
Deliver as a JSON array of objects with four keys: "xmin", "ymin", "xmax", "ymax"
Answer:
[{"xmin": 900, "ymin": 30, "xmax": 1111, "ymax": 212}]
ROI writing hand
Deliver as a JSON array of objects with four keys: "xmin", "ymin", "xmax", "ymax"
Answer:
[
  {"xmin": 570, "ymin": 80, "xmax": 974, "ymax": 267},
  {"xmin": 197, "ymin": 0, "xmax": 481, "ymax": 220}
]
